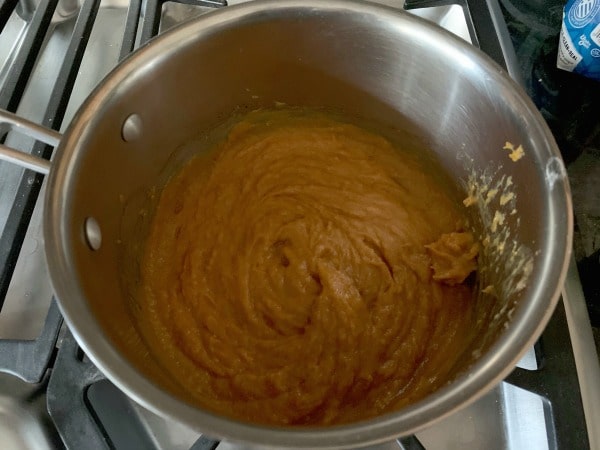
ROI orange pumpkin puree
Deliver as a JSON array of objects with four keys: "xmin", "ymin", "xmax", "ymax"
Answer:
[{"xmin": 137, "ymin": 110, "xmax": 478, "ymax": 425}]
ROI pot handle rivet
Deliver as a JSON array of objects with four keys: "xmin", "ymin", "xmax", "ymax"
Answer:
[
  {"xmin": 84, "ymin": 217, "xmax": 102, "ymax": 251},
  {"xmin": 122, "ymin": 113, "xmax": 142, "ymax": 142}
]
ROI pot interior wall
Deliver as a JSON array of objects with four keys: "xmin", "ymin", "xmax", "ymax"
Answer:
[{"xmin": 59, "ymin": 4, "xmax": 565, "ymax": 424}]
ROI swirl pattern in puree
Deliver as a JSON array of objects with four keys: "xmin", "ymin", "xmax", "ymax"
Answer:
[{"xmin": 137, "ymin": 109, "xmax": 479, "ymax": 425}]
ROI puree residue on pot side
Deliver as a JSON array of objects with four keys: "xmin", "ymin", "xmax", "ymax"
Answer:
[{"xmin": 136, "ymin": 109, "xmax": 479, "ymax": 425}]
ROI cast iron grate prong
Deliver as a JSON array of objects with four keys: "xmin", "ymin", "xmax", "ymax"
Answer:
[{"xmin": 47, "ymin": 329, "xmax": 110, "ymax": 450}]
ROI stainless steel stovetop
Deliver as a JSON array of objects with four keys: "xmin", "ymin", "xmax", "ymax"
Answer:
[{"xmin": 0, "ymin": 1, "xmax": 599, "ymax": 449}]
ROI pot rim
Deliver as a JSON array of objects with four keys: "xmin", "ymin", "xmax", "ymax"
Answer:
[{"xmin": 43, "ymin": 0, "xmax": 573, "ymax": 447}]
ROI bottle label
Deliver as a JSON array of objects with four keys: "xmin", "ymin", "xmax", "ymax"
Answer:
[
  {"xmin": 557, "ymin": 0, "xmax": 600, "ymax": 80},
  {"xmin": 558, "ymin": 21, "xmax": 583, "ymax": 71},
  {"xmin": 591, "ymin": 22, "xmax": 600, "ymax": 45},
  {"xmin": 567, "ymin": 0, "xmax": 600, "ymax": 28}
]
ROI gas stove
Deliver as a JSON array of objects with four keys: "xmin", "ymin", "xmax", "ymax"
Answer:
[{"xmin": 0, "ymin": 0, "xmax": 598, "ymax": 449}]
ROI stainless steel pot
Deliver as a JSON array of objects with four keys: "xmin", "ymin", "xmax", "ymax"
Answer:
[{"xmin": 0, "ymin": 0, "xmax": 572, "ymax": 447}]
